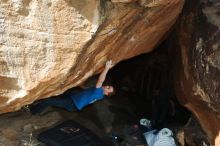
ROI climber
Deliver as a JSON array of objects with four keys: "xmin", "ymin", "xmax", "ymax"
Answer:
[{"xmin": 30, "ymin": 60, "xmax": 114, "ymax": 114}]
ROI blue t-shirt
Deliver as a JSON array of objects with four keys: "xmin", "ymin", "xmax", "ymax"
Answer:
[{"xmin": 71, "ymin": 87, "xmax": 104, "ymax": 110}]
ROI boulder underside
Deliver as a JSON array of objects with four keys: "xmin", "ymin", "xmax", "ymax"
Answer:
[{"xmin": 0, "ymin": 0, "xmax": 183, "ymax": 113}]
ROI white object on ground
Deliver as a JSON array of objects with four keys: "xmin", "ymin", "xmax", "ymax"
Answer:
[
  {"xmin": 143, "ymin": 129, "xmax": 157, "ymax": 146},
  {"xmin": 143, "ymin": 128, "xmax": 176, "ymax": 146},
  {"xmin": 140, "ymin": 118, "xmax": 151, "ymax": 128}
]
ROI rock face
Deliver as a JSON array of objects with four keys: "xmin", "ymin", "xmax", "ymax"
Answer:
[
  {"xmin": 168, "ymin": 0, "xmax": 220, "ymax": 145},
  {"xmin": 0, "ymin": 0, "xmax": 184, "ymax": 113}
]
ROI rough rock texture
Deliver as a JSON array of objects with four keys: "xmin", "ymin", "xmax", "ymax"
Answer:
[
  {"xmin": 111, "ymin": 0, "xmax": 138, "ymax": 3},
  {"xmin": 175, "ymin": 117, "xmax": 210, "ymax": 146},
  {"xmin": 168, "ymin": 0, "xmax": 220, "ymax": 145},
  {"xmin": 0, "ymin": 0, "xmax": 184, "ymax": 113}
]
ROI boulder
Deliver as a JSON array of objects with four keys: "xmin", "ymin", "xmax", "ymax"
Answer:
[
  {"xmin": 168, "ymin": 0, "xmax": 220, "ymax": 145},
  {"xmin": 0, "ymin": 0, "xmax": 184, "ymax": 113}
]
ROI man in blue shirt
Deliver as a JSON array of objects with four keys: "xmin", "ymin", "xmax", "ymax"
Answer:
[{"xmin": 30, "ymin": 60, "xmax": 114, "ymax": 114}]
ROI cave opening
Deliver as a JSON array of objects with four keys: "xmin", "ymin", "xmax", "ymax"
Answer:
[
  {"xmin": 65, "ymin": 41, "xmax": 192, "ymax": 145},
  {"xmin": 45, "ymin": 41, "xmax": 192, "ymax": 145},
  {"xmin": 108, "ymin": 41, "xmax": 191, "ymax": 128}
]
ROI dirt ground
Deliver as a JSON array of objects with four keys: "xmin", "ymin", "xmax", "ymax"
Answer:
[{"xmin": 0, "ymin": 90, "xmax": 201, "ymax": 146}]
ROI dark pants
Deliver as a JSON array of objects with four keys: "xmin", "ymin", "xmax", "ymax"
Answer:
[{"xmin": 30, "ymin": 95, "xmax": 77, "ymax": 114}]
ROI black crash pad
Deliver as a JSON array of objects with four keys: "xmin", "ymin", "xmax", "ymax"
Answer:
[{"xmin": 37, "ymin": 120, "xmax": 109, "ymax": 146}]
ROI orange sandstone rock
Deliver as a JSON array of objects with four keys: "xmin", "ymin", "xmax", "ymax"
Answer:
[{"xmin": 0, "ymin": 0, "xmax": 184, "ymax": 113}]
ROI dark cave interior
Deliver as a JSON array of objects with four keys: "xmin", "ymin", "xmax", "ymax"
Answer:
[{"xmin": 108, "ymin": 42, "xmax": 191, "ymax": 127}]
